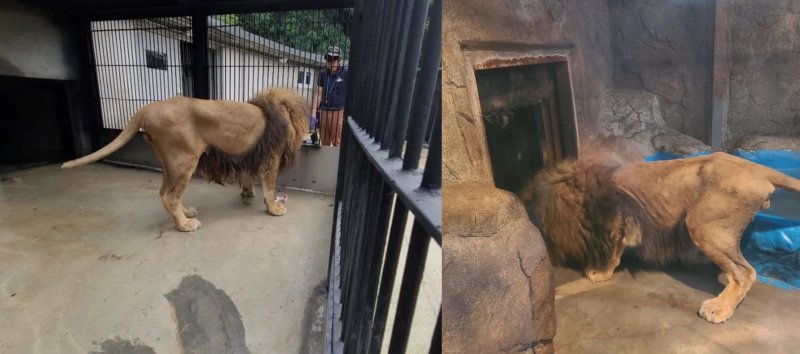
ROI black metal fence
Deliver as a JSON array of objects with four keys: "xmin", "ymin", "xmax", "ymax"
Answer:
[
  {"xmin": 89, "ymin": 10, "xmax": 351, "ymax": 130},
  {"xmin": 325, "ymin": 0, "xmax": 442, "ymax": 352}
]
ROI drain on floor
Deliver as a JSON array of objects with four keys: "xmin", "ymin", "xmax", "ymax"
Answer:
[
  {"xmin": 165, "ymin": 274, "xmax": 250, "ymax": 354},
  {"xmin": 88, "ymin": 336, "xmax": 156, "ymax": 354}
]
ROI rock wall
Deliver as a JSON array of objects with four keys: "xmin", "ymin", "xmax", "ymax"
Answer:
[
  {"xmin": 728, "ymin": 0, "xmax": 800, "ymax": 142},
  {"xmin": 443, "ymin": 0, "xmax": 614, "ymax": 184},
  {"xmin": 608, "ymin": 0, "xmax": 715, "ymax": 143}
]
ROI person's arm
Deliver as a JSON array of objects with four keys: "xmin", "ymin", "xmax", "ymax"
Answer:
[{"xmin": 312, "ymin": 88, "xmax": 322, "ymax": 115}]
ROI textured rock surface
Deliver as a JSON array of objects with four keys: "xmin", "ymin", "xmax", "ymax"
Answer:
[
  {"xmin": 608, "ymin": 0, "xmax": 715, "ymax": 143},
  {"xmin": 443, "ymin": 0, "xmax": 613, "ymax": 184},
  {"xmin": 728, "ymin": 0, "xmax": 800, "ymax": 141},
  {"xmin": 443, "ymin": 183, "xmax": 556, "ymax": 354},
  {"xmin": 601, "ymin": 89, "xmax": 710, "ymax": 155},
  {"xmin": 727, "ymin": 135, "xmax": 800, "ymax": 152}
]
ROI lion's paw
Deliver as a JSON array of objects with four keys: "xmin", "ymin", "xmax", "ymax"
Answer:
[
  {"xmin": 586, "ymin": 269, "xmax": 614, "ymax": 283},
  {"xmin": 241, "ymin": 189, "xmax": 255, "ymax": 198},
  {"xmin": 183, "ymin": 206, "xmax": 198, "ymax": 218},
  {"xmin": 267, "ymin": 203, "xmax": 286, "ymax": 216},
  {"xmin": 177, "ymin": 218, "xmax": 202, "ymax": 232},
  {"xmin": 698, "ymin": 297, "xmax": 734, "ymax": 323}
]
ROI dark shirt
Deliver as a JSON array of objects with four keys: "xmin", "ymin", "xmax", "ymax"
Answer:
[{"xmin": 318, "ymin": 67, "xmax": 348, "ymax": 110}]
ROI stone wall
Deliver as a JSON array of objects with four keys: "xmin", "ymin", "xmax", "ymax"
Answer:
[
  {"xmin": 608, "ymin": 0, "xmax": 715, "ymax": 143},
  {"xmin": 727, "ymin": 0, "xmax": 800, "ymax": 142}
]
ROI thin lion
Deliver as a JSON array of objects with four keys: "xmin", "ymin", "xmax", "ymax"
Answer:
[
  {"xmin": 62, "ymin": 88, "xmax": 311, "ymax": 232},
  {"xmin": 520, "ymin": 137, "xmax": 800, "ymax": 323}
]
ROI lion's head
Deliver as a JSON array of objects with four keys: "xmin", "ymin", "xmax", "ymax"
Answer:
[{"xmin": 518, "ymin": 136, "xmax": 645, "ymax": 272}]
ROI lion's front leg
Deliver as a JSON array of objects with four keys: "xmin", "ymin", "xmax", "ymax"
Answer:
[
  {"xmin": 687, "ymin": 205, "xmax": 757, "ymax": 324},
  {"xmin": 261, "ymin": 156, "xmax": 285, "ymax": 216}
]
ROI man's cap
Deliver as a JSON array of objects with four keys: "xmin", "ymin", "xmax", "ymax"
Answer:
[{"xmin": 325, "ymin": 46, "xmax": 341, "ymax": 59}]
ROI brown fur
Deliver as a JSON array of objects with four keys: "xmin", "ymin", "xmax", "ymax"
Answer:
[
  {"xmin": 520, "ymin": 137, "xmax": 800, "ymax": 323},
  {"xmin": 197, "ymin": 90, "xmax": 308, "ymax": 184},
  {"xmin": 62, "ymin": 88, "xmax": 311, "ymax": 232}
]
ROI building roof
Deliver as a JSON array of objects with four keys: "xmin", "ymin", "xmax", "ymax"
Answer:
[{"xmin": 150, "ymin": 16, "xmax": 347, "ymax": 67}]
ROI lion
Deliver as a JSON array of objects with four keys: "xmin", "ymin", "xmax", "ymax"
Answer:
[
  {"xmin": 519, "ymin": 137, "xmax": 800, "ymax": 323},
  {"xmin": 61, "ymin": 88, "xmax": 310, "ymax": 232}
]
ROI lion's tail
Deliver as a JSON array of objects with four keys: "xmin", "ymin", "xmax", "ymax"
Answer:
[
  {"xmin": 766, "ymin": 169, "xmax": 800, "ymax": 193},
  {"xmin": 61, "ymin": 112, "xmax": 144, "ymax": 169}
]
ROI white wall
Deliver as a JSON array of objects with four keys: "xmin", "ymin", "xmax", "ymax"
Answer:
[
  {"xmin": 92, "ymin": 20, "xmax": 186, "ymax": 129},
  {"xmin": 213, "ymin": 46, "xmax": 318, "ymax": 104},
  {"xmin": 92, "ymin": 20, "xmax": 320, "ymax": 129}
]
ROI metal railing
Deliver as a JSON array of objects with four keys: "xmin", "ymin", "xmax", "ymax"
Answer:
[{"xmin": 325, "ymin": 0, "xmax": 442, "ymax": 352}]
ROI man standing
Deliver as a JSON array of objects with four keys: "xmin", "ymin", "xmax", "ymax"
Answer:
[{"xmin": 311, "ymin": 46, "xmax": 348, "ymax": 147}]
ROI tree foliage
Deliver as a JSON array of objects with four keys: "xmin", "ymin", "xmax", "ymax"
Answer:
[{"xmin": 217, "ymin": 10, "xmax": 352, "ymax": 58}]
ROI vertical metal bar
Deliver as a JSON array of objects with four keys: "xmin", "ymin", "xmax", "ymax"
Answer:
[
  {"xmin": 363, "ymin": 0, "xmax": 389, "ymax": 134},
  {"xmin": 429, "ymin": 309, "xmax": 441, "ymax": 354},
  {"xmin": 387, "ymin": 0, "xmax": 431, "ymax": 156},
  {"xmin": 192, "ymin": 14, "xmax": 209, "ymax": 99},
  {"xmin": 355, "ymin": 183, "xmax": 394, "ymax": 352},
  {"xmin": 83, "ymin": 19, "xmax": 104, "ymax": 150},
  {"xmin": 388, "ymin": 222, "xmax": 431, "ymax": 354},
  {"xmin": 345, "ymin": 170, "xmax": 386, "ymax": 352},
  {"xmin": 341, "ymin": 150, "xmax": 370, "ymax": 344},
  {"xmin": 403, "ymin": 0, "xmax": 442, "ymax": 168},
  {"xmin": 369, "ymin": 202, "xmax": 409, "ymax": 351},
  {"xmin": 372, "ymin": 0, "xmax": 404, "ymax": 142},
  {"xmin": 379, "ymin": 0, "xmax": 415, "ymax": 148},
  {"xmin": 421, "ymin": 105, "xmax": 442, "ymax": 190}
]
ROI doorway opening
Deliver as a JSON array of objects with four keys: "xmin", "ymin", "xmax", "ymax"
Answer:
[{"xmin": 475, "ymin": 60, "xmax": 577, "ymax": 195}]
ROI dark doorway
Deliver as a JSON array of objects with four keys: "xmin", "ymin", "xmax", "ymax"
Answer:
[
  {"xmin": 0, "ymin": 76, "xmax": 75, "ymax": 172},
  {"xmin": 475, "ymin": 61, "xmax": 577, "ymax": 195}
]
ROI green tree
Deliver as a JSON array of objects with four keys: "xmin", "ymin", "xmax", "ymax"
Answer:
[{"xmin": 217, "ymin": 10, "xmax": 352, "ymax": 59}]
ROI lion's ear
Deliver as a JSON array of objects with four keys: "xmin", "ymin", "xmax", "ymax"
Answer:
[{"xmin": 621, "ymin": 215, "xmax": 642, "ymax": 246}]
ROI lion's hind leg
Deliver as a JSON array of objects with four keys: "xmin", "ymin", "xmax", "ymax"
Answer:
[
  {"xmin": 686, "ymin": 201, "xmax": 757, "ymax": 323},
  {"xmin": 160, "ymin": 154, "xmax": 203, "ymax": 232},
  {"xmin": 240, "ymin": 173, "xmax": 256, "ymax": 198},
  {"xmin": 153, "ymin": 145, "xmax": 198, "ymax": 220}
]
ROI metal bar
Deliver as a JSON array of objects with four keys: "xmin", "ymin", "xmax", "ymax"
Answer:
[
  {"xmin": 363, "ymin": 0, "xmax": 390, "ymax": 134},
  {"xmin": 372, "ymin": 0, "xmax": 403, "ymax": 143},
  {"xmin": 347, "ymin": 117, "xmax": 442, "ymax": 238},
  {"xmin": 711, "ymin": 0, "xmax": 730, "ymax": 148},
  {"xmin": 192, "ymin": 15, "xmax": 210, "ymax": 99},
  {"xmin": 379, "ymin": 0, "xmax": 414, "ymax": 147},
  {"xmin": 368, "ymin": 201, "xmax": 409, "ymax": 351},
  {"xmin": 341, "ymin": 150, "xmax": 371, "ymax": 343},
  {"xmin": 402, "ymin": 0, "xmax": 441, "ymax": 167},
  {"xmin": 421, "ymin": 104, "xmax": 442, "ymax": 193},
  {"xmin": 346, "ymin": 169, "xmax": 387, "ymax": 353},
  {"xmin": 429, "ymin": 308, "xmax": 441, "ymax": 354},
  {"xmin": 355, "ymin": 183, "xmax": 395, "ymax": 352},
  {"xmin": 388, "ymin": 222, "xmax": 431, "ymax": 354},
  {"xmin": 387, "ymin": 0, "xmax": 430, "ymax": 156}
]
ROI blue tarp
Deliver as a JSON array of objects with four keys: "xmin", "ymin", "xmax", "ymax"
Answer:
[{"xmin": 644, "ymin": 149, "xmax": 800, "ymax": 290}]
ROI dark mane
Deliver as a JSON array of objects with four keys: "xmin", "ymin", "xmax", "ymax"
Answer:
[
  {"xmin": 519, "ymin": 137, "xmax": 696, "ymax": 270},
  {"xmin": 196, "ymin": 89, "xmax": 309, "ymax": 185}
]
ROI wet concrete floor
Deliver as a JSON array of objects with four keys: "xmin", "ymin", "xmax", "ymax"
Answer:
[{"xmin": 0, "ymin": 164, "xmax": 333, "ymax": 353}]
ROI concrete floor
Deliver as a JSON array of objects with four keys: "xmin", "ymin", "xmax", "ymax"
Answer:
[
  {"xmin": 553, "ymin": 262, "xmax": 800, "ymax": 354},
  {"xmin": 0, "ymin": 164, "xmax": 333, "ymax": 353}
]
